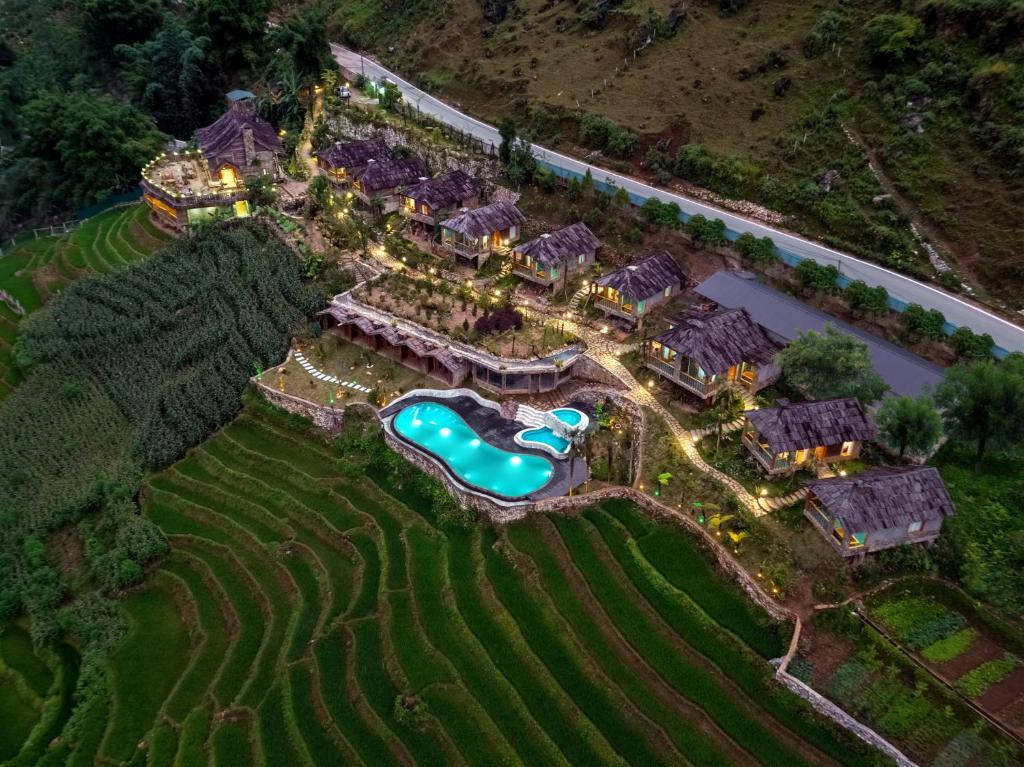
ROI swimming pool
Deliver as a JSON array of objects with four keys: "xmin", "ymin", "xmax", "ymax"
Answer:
[
  {"xmin": 515, "ymin": 407, "xmax": 589, "ymax": 457},
  {"xmin": 392, "ymin": 401, "xmax": 555, "ymax": 498}
]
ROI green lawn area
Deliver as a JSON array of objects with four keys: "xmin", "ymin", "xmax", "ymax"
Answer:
[{"xmin": 27, "ymin": 399, "xmax": 894, "ymax": 766}]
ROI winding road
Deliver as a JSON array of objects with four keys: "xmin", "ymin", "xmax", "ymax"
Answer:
[{"xmin": 332, "ymin": 43, "xmax": 1024, "ymax": 356}]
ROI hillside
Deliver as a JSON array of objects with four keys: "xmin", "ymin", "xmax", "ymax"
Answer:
[{"xmin": 326, "ymin": 0, "xmax": 1024, "ymax": 307}]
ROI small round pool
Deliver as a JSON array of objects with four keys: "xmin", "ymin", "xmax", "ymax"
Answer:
[
  {"xmin": 392, "ymin": 401, "xmax": 555, "ymax": 498},
  {"xmin": 520, "ymin": 427, "xmax": 570, "ymax": 453},
  {"xmin": 552, "ymin": 408, "xmax": 584, "ymax": 427}
]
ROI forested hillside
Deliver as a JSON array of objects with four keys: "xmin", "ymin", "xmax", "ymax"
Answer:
[
  {"xmin": 0, "ymin": 0, "xmax": 332, "ymax": 235},
  {"xmin": 325, "ymin": 0, "xmax": 1024, "ymax": 306},
  {"xmin": 0, "ymin": 221, "xmax": 320, "ymax": 644}
]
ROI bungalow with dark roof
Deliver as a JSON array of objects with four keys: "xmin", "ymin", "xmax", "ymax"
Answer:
[
  {"xmin": 194, "ymin": 100, "xmax": 283, "ymax": 186},
  {"xmin": 741, "ymin": 397, "xmax": 877, "ymax": 476},
  {"xmin": 142, "ymin": 100, "xmax": 283, "ymax": 229},
  {"xmin": 642, "ymin": 306, "xmax": 780, "ymax": 403},
  {"xmin": 512, "ymin": 223, "xmax": 601, "ymax": 292},
  {"xmin": 399, "ymin": 170, "xmax": 481, "ymax": 229},
  {"xmin": 351, "ymin": 157, "xmax": 429, "ymax": 211},
  {"xmin": 440, "ymin": 202, "xmax": 526, "ymax": 268},
  {"xmin": 805, "ymin": 467, "xmax": 954, "ymax": 561},
  {"xmin": 316, "ymin": 138, "xmax": 393, "ymax": 184},
  {"xmin": 589, "ymin": 252, "xmax": 686, "ymax": 325}
]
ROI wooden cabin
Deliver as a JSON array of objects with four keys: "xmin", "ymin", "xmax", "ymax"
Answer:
[
  {"xmin": 805, "ymin": 467, "xmax": 954, "ymax": 562},
  {"xmin": 439, "ymin": 202, "xmax": 526, "ymax": 268},
  {"xmin": 590, "ymin": 252, "xmax": 686, "ymax": 326},
  {"xmin": 642, "ymin": 306, "xmax": 780, "ymax": 404},
  {"xmin": 511, "ymin": 223, "xmax": 601, "ymax": 292},
  {"xmin": 741, "ymin": 397, "xmax": 876, "ymax": 476},
  {"xmin": 351, "ymin": 157, "xmax": 429, "ymax": 211},
  {"xmin": 316, "ymin": 138, "xmax": 393, "ymax": 183},
  {"xmin": 399, "ymin": 170, "xmax": 481, "ymax": 230},
  {"xmin": 194, "ymin": 100, "xmax": 283, "ymax": 186}
]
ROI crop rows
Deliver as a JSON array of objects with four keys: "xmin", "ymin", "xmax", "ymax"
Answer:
[
  {"xmin": 48, "ymin": 405, "xmax": 882, "ymax": 766},
  {"xmin": 0, "ymin": 204, "xmax": 171, "ymax": 402}
]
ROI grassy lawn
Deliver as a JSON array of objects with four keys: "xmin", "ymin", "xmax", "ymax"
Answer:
[
  {"xmin": 270, "ymin": 333, "xmax": 436, "ymax": 406},
  {"xmin": 33, "ymin": 398, "xmax": 899, "ymax": 766}
]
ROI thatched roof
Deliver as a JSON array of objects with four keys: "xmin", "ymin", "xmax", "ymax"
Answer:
[
  {"xmin": 318, "ymin": 305, "xmax": 467, "ymax": 374},
  {"xmin": 596, "ymin": 251, "xmax": 686, "ymax": 300},
  {"xmin": 653, "ymin": 307, "xmax": 778, "ymax": 375},
  {"xmin": 403, "ymin": 170, "xmax": 479, "ymax": 210},
  {"xmin": 745, "ymin": 397, "xmax": 876, "ymax": 452},
  {"xmin": 441, "ymin": 202, "xmax": 526, "ymax": 238},
  {"xmin": 514, "ymin": 223, "xmax": 601, "ymax": 267},
  {"xmin": 317, "ymin": 138, "xmax": 393, "ymax": 171},
  {"xmin": 810, "ymin": 466, "xmax": 955, "ymax": 530},
  {"xmin": 195, "ymin": 101, "xmax": 283, "ymax": 171},
  {"xmin": 353, "ymin": 157, "xmax": 429, "ymax": 194}
]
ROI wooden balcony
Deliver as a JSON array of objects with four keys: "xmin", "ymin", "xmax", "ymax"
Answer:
[{"xmin": 512, "ymin": 262, "xmax": 555, "ymax": 285}]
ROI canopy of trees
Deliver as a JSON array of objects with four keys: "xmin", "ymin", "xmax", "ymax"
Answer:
[
  {"xmin": 0, "ymin": 221, "xmax": 320, "ymax": 641},
  {"xmin": 876, "ymin": 393, "xmax": 942, "ymax": 458},
  {"xmin": 775, "ymin": 324, "xmax": 888, "ymax": 404}
]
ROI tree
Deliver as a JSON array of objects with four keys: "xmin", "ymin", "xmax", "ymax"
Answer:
[
  {"xmin": 795, "ymin": 259, "xmax": 841, "ymax": 295},
  {"xmin": 844, "ymin": 279, "xmax": 889, "ymax": 317},
  {"xmin": 116, "ymin": 15, "xmax": 218, "ymax": 136},
  {"xmin": 188, "ymin": 0, "xmax": 272, "ymax": 70},
  {"xmin": 685, "ymin": 214, "xmax": 727, "ymax": 247},
  {"xmin": 950, "ymin": 326, "xmax": 994, "ymax": 360},
  {"xmin": 18, "ymin": 91, "xmax": 166, "ymax": 207},
  {"xmin": 565, "ymin": 423, "xmax": 590, "ymax": 496},
  {"xmin": 76, "ymin": 0, "xmax": 163, "ymax": 48},
  {"xmin": 901, "ymin": 303, "xmax": 946, "ymax": 341},
  {"xmin": 876, "ymin": 393, "xmax": 942, "ymax": 458},
  {"xmin": 264, "ymin": 8, "xmax": 332, "ymax": 81},
  {"xmin": 864, "ymin": 14, "xmax": 921, "ymax": 63},
  {"xmin": 711, "ymin": 388, "xmax": 746, "ymax": 451},
  {"xmin": 498, "ymin": 118, "xmax": 516, "ymax": 165},
  {"xmin": 735, "ymin": 232, "xmax": 777, "ymax": 265},
  {"xmin": 775, "ymin": 324, "xmax": 888, "ymax": 403},
  {"xmin": 936, "ymin": 357, "xmax": 1024, "ymax": 472},
  {"xmin": 505, "ymin": 138, "xmax": 536, "ymax": 188}
]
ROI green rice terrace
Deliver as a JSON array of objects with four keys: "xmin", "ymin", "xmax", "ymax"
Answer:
[
  {"xmin": 2, "ymin": 402, "xmax": 893, "ymax": 767},
  {"xmin": 0, "ymin": 205, "xmax": 171, "ymax": 400}
]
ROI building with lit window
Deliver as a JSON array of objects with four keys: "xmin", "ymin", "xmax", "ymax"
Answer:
[
  {"xmin": 399, "ymin": 169, "xmax": 481, "ymax": 230},
  {"xmin": 511, "ymin": 222, "xmax": 600, "ymax": 292},
  {"xmin": 439, "ymin": 202, "xmax": 526, "ymax": 268},
  {"xmin": 740, "ymin": 397, "xmax": 876, "ymax": 476},
  {"xmin": 589, "ymin": 251, "xmax": 686, "ymax": 326},
  {"xmin": 805, "ymin": 467, "xmax": 954, "ymax": 561},
  {"xmin": 141, "ymin": 100, "xmax": 283, "ymax": 229}
]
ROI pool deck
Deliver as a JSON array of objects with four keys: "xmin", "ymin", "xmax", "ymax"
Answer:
[{"xmin": 380, "ymin": 394, "xmax": 591, "ymax": 502}]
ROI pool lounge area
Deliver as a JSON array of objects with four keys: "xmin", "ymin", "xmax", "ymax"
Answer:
[{"xmin": 380, "ymin": 391, "xmax": 590, "ymax": 503}]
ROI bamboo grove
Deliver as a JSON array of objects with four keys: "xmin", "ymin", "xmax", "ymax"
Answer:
[{"xmin": 0, "ymin": 221, "xmax": 321, "ymax": 642}]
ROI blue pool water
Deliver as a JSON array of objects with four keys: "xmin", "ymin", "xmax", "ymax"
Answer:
[
  {"xmin": 521, "ymin": 427, "xmax": 569, "ymax": 453},
  {"xmin": 393, "ymin": 401, "xmax": 555, "ymax": 498},
  {"xmin": 552, "ymin": 408, "xmax": 583, "ymax": 426}
]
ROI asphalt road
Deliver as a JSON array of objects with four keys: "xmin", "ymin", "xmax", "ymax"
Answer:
[{"xmin": 332, "ymin": 43, "xmax": 1024, "ymax": 355}]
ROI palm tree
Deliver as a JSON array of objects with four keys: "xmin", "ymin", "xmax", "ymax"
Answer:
[
  {"xmin": 565, "ymin": 423, "xmax": 590, "ymax": 496},
  {"xmin": 711, "ymin": 387, "xmax": 746, "ymax": 451}
]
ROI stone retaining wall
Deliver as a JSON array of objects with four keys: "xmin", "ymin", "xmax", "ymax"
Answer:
[
  {"xmin": 774, "ymin": 670, "xmax": 918, "ymax": 767},
  {"xmin": 573, "ymin": 355, "xmax": 629, "ymax": 390},
  {"xmin": 254, "ymin": 381, "xmax": 349, "ymax": 435}
]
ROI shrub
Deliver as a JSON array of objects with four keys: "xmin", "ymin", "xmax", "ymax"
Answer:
[
  {"xmin": 685, "ymin": 214, "xmax": 727, "ymax": 247},
  {"xmin": 950, "ymin": 326, "xmax": 994, "ymax": 360},
  {"xmin": 474, "ymin": 303, "xmax": 523, "ymax": 334},
  {"xmin": 640, "ymin": 198, "xmax": 682, "ymax": 228},
  {"xmin": 844, "ymin": 280, "xmax": 890, "ymax": 317},
  {"xmin": 578, "ymin": 113, "xmax": 639, "ymax": 158},
  {"xmin": 901, "ymin": 303, "xmax": 947, "ymax": 341},
  {"xmin": 864, "ymin": 14, "xmax": 922, "ymax": 63},
  {"xmin": 795, "ymin": 259, "xmax": 841, "ymax": 295},
  {"xmin": 956, "ymin": 653, "xmax": 1019, "ymax": 697},
  {"xmin": 734, "ymin": 232, "xmax": 778, "ymax": 264},
  {"xmin": 921, "ymin": 628, "xmax": 977, "ymax": 664}
]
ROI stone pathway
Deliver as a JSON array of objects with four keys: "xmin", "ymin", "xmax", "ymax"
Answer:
[{"xmin": 293, "ymin": 351, "xmax": 374, "ymax": 393}]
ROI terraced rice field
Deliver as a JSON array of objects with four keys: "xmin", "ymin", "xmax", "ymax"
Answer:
[
  {"xmin": 4, "ymin": 403, "xmax": 888, "ymax": 767},
  {"xmin": 0, "ymin": 205, "xmax": 171, "ymax": 400}
]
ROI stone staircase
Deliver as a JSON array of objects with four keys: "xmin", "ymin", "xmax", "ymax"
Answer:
[
  {"xmin": 757, "ymin": 488, "xmax": 809, "ymax": 513},
  {"xmin": 497, "ymin": 259, "xmax": 513, "ymax": 279},
  {"xmin": 568, "ymin": 284, "xmax": 590, "ymax": 311}
]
